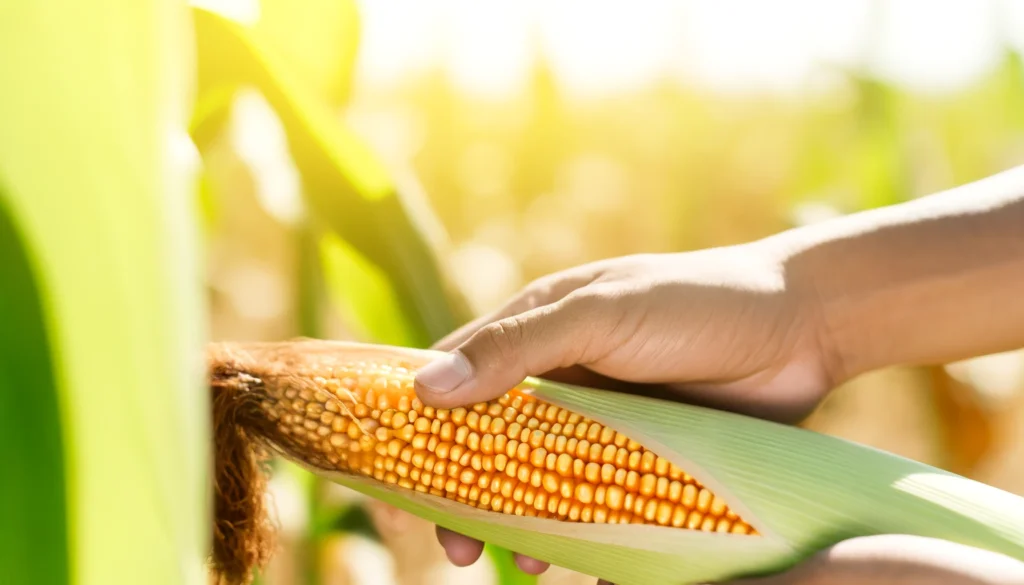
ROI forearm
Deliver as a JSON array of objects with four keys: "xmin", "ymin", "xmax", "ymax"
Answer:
[{"xmin": 770, "ymin": 166, "xmax": 1024, "ymax": 382}]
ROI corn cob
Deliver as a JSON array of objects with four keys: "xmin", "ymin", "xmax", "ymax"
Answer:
[
  {"xmin": 210, "ymin": 339, "xmax": 1024, "ymax": 585},
  {"xmin": 256, "ymin": 356, "xmax": 753, "ymax": 533}
]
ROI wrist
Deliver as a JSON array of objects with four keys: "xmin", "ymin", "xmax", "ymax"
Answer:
[
  {"xmin": 754, "ymin": 228, "xmax": 863, "ymax": 388},
  {"xmin": 758, "ymin": 175, "xmax": 1024, "ymax": 383}
]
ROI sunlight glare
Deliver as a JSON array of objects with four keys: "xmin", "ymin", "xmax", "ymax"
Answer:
[
  {"xmin": 870, "ymin": 0, "xmax": 1000, "ymax": 93},
  {"xmin": 354, "ymin": 0, "xmax": 1009, "ymax": 97},
  {"xmin": 538, "ymin": 0, "xmax": 682, "ymax": 97},
  {"xmin": 355, "ymin": 0, "xmax": 443, "ymax": 85},
  {"xmin": 677, "ymin": 0, "xmax": 869, "ymax": 93},
  {"xmin": 443, "ymin": 0, "xmax": 534, "ymax": 98}
]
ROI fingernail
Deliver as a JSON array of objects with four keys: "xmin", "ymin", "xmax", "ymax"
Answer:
[{"xmin": 416, "ymin": 351, "xmax": 472, "ymax": 393}]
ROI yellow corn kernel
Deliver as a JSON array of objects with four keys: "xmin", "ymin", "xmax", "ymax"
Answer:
[{"xmin": 253, "ymin": 358, "xmax": 756, "ymax": 534}]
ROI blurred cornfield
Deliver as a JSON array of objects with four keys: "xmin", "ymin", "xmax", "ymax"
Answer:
[{"xmin": 4, "ymin": 0, "xmax": 1022, "ymax": 584}]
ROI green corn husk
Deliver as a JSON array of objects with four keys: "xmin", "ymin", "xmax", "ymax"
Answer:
[{"xmin": 210, "ymin": 340, "xmax": 1024, "ymax": 585}]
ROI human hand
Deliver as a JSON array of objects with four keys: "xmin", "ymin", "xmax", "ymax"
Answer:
[{"xmin": 413, "ymin": 244, "xmax": 842, "ymax": 574}]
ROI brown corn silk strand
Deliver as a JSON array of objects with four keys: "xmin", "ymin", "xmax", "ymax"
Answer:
[
  {"xmin": 210, "ymin": 352, "xmax": 276, "ymax": 585},
  {"xmin": 209, "ymin": 340, "xmax": 757, "ymax": 584}
]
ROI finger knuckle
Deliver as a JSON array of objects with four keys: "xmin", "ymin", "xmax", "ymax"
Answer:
[
  {"xmin": 560, "ymin": 286, "xmax": 610, "ymax": 316},
  {"xmin": 480, "ymin": 317, "xmax": 526, "ymax": 367}
]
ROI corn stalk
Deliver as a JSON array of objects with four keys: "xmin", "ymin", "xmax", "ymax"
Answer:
[{"xmin": 0, "ymin": 1, "xmax": 207, "ymax": 584}]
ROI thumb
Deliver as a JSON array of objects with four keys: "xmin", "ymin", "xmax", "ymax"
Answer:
[{"xmin": 414, "ymin": 296, "xmax": 601, "ymax": 408}]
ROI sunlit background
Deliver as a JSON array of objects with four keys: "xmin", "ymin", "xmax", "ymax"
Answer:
[
  {"xmin": 357, "ymin": 0, "xmax": 1016, "ymax": 96},
  {"xmin": 198, "ymin": 1, "xmax": 1024, "ymax": 583}
]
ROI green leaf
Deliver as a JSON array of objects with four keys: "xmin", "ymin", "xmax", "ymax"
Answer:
[
  {"xmin": 0, "ymin": 189, "xmax": 68, "ymax": 585},
  {"xmin": 0, "ymin": 1, "xmax": 207, "ymax": 584}
]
